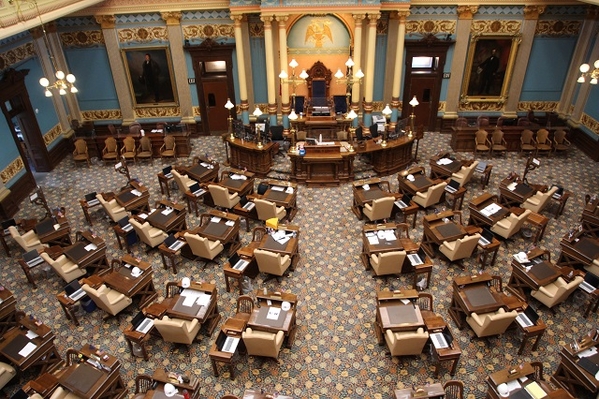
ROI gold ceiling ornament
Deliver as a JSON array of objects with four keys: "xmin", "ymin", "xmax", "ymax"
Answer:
[
  {"xmin": 471, "ymin": 20, "xmax": 521, "ymax": 35},
  {"xmin": 117, "ymin": 26, "xmax": 168, "ymax": 43},
  {"xmin": 60, "ymin": 30, "xmax": 105, "ymax": 47},
  {"xmin": 535, "ymin": 20, "xmax": 580, "ymax": 36},
  {"xmin": 81, "ymin": 109, "xmax": 122, "ymax": 120}
]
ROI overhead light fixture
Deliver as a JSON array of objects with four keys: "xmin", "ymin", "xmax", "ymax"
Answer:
[
  {"xmin": 578, "ymin": 60, "xmax": 599, "ymax": 84},
  {"xmin": 24, "ymin": 0, "xmax": 78, "ymax": 97}
]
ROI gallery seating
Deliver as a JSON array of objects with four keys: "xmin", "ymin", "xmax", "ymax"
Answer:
[
  {"xmin": 96, "ymin": 194, "xmax": 128, "ymax": 223},
  {"xmin": 160, "ymin": 136, "xmax": 177, "ymax": 161},
  {"xmin": 183, "ymin": 232, "xmax": 224, "ymax": 263},
  {"xmin": 520, "ymin": 129, "xmax": 536, "ymax": 155},
  {"xmin": 451, "ymin": 161, "xmax": 479, "ymax": 187},
  {"xmin": 553, "ymin": 129, "xmax": 571, "ymax": 155},
  {"xmin": 136, "ymin": 136, "xmax": 153, "ymax": 164},
  {"xmin": 362, "ymin": 196, "xmax": 395, "ymax": 222},
  {"xmin": 384, "ymin": 328, "xmax": 429, "ymax": 357},
  {"xmin": 531, "ymin": 276, "xmax": 583, "ymax": 309},
  {"xmin": 521, "ymin": 186, "xmax": 558, "ymax": 214},
  {"xmin": 466, "ymin": 308, "xmax": 518, "ymax": 338},
  {"xmin": 82, "ymin": 283, "xmax": 133, "ymax": 319},
  {"xmin": 242, "ymin": 328, "xmax": 285, "ymax": 361},
  {"xmin": 8, "ymin": 226, "xmax": 47, "ymax": 252},
  {"xmin": 130, "ymin": 218, "xmax": 168, "ymax": 250},
  {"xmin": 254, "ymin": 198, "xmax": 286, "ymax": 222},
  {"xmin": 439, "ymin": 233, "xmax": 481, "ymax": 266},
  {"xmin": 369, "ymin": 251, "xmax": 406, "ymax": 276},
  {"xmin": 490, "ymin": 209, "xmax": 531, "ymax": 240},
  {"xmin": 102, "ymin": 137, "xmax": 119, "ymax": 165},
  {"xmin": 120, "ymin": 136, "xmax": 137, "ymax": 163},
  {"xmin": 153, "ymin": 315, "xmax": 201, "ymax": 345},
  {"xmin": 490, "ymin": 130, "xmax": 507, "ymax": 156},
  {"xmin": 254, "ymin": 248, "xmax": 291, "ymax": 279},
  {"xmin": 535, "ymin": 129, "xmax": 552, "ymax": 156},
  {"xmin": 72, "ymin": 139, "xmax": 90, "ymax": 167},
  {"xmin": 40, "ymin": 252, "xmax": 85, "ymax": 283},
  {"xmin": 208, "ymin": 184, "xmax": 240, "ymax": 210},
  {"xmin": 413, "ymin": 182, "xmax": 447, "ymax": 210},
  {"xmin": 474, "ymin": 130, "xmax": 490, "ymax": 155}
]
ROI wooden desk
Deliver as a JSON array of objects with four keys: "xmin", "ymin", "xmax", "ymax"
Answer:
[
  {"xmin": 248, "ymin": 289, "xmax": 298, "ymax": 348},
  {"xmin": 0, "ymin": 286, "xmax": 17, "ymax": 335},
  {"xmin": 146, "ymin": 368, "xmax": 201, "ymax": 399},
  {"xmin": 36, "ymin": 217, "xmax": 72, "ymax": 247},
  {"xmin": 161, "ymin": 281, "xmax": 221, "ymax": 335},
  {"xmin": 581, "ymin": 197, "xmax": 599, "ymax": 238},
  {"xmin": 56, "ymin": 277, "xmax": 89, "ymax": 326},
  {"xmin": 354, "ymin": 135, "xmax": 415, "ymax": 176},
  {"xmin": 429, "ymin": 155, "xmax": 464, "ymax": 180},
  {"xmin": 144, "ymin": 200, "xmax": 187, "ymax": 233},
  {"xmin": 421, "ymin": 211, "xmax": 469, "ymax": 258},
  {"xmin": 351, "ymin": 178, "xmax": 398, "ymax": 220},
  {"xmin": 55, "ymin": 344, "xmax": 126, "ymax": 399},
  {"xmin": 63, "ymin": 231, "xmax": 109, "ymax": 275},
  {"xmin": 209, "ymin": 317, "xmax": 246, "ymax": 380},
  {"xmin": 223, "ymin": 246, "xmax": 259, "ymax": 294},
  {"xmin": 193, "ymin": 210, "xmax": 241, "ymax": 256},
  {"xmin": 80, "ymin": 197, "xmax": 102, "ymax": 226},
  {"xmin": 448, "ymin": 273, "xmax": 505, "ymax": 329},
  {"xmin": 180, "ymin": 158, "xmax": 219, "ymax": 183},
  {"xmin": 498, "ymin": 177, "xmax": 536, "ymax": 208},
  {"xmin": 157, "ymin": 171, "xmax": 174, "ymax": 198},
  {"xmin": 252, "ymin": 180, "xmax": 299, "ymax": 222},
  {"xmin": 423, "ymin": 313, "xmax": 461, "ymax": 377},
  {"xmin": 506, "ymin": 250, "xmax": 563, "ymax": 301},
  {"xmin": 0, "ymin": 315, "xmax": 62, "ymax": 374},
  {"xmin": 122, "ymin": 303, "xmax": 167, "ymax": 361},
  {"xmin": 227, "ymin": 137, "xmax": 277, "ymax": 177},
  {"xmin": 203, "ymin": 169, "xmax": 255, "ymax": 204},
  {"xmin": 289, "ymin": 142, "xmax": 355, "ymax": 186},
  {"xmin": 101, "ymin": 255, "xmax": 158, "ymax": 309},
  {"xmin": 394, "ymin": 383, "xmax": 445, "ymax": 399},
  {"xmin": 113, "ymin": 181, "xmax": 150, "ymax": 213},
  {"xmin": 487, "ymin": 362, "xmax": 569, "ymax": 399},
  {"xmin": 398, "ymin": 173, "xmax": 436, "ymax": 196},
  {"xmin": 257, "ymin": 225, "xmax": 301, "ymax": 271},
  {"xmin": 557, "ymin": 233, "xmax": 599, "ymax": 270},
  {"xmin": 513, "ymin": 303, "xmax": 547, "ymax": 355},
  {"xmin": 468, "ymin": 192, "xmax": 510, "ymax": 227},
  {"xmin": 551, "ymin": 334, "xmax": 599, "ymax": 396},
  {"xmin": 374, "ymin": 289, "xmax": 422, "ymax": 344}
]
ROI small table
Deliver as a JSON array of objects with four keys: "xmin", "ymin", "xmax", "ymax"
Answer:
[
  {"xmin": 80, "ymin": 198, "xmax": 101, "ymax": 226},
  {"xmin": 157, "ymin": 171, "xmax": 173, "ymax": 198},
  {"xmin": 477, "ymin": 236, "xmax": 501, "ymax": 269},
  {"xmin": 113, "ymin": 223, "xmax": 137, "ymax": 253},
  {"xmin": 123, "ymin": 302, "xmax": 167, "ymax": 360},
  {"xmin": 514, "ymin": 304, "xmax": 547, "ymax": 355},
  {"xmin": 209, "ymin": 317, "xmax": 247, "ymax": 379},
  {"xmin": 0, "ymin": 286, "xmax": 17, "ymax": 335},
  {"xmin": 523, "ymin": 210, "xmax": 549, "ymax": 244},
  {"xmin": 423, "ymin": 313, "xmax": 461, "ymax": 377},
  {"xmin": 394, "ymin": 383, "xmax": 445, "ymax": 399},
  {"xmin": 444, "ymin": 185, "xmax": 467, "ymax": 211},
  {"xmin": 248, "ymin": 289, "xmax": 298, "ymax": 348},
  {"xmin": 223, "ymin": 246, "xmax": 259, "ymax": 294},
  {"xmin": 158, "ymin": 232, "xmax": 187, "ymax": 274}
]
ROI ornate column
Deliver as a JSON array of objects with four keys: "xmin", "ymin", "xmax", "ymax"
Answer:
[
  {"xmin": 557, "ymin": 12, "xmax": 599, "ymax": 119},
  {"xmin": 95, "ymin": 15, "xmax": 135, "ymax": 124},
  {"xmin": 572, "ymin": 34, "xmax": 599, "ymax": 125},
  {"xmin": 30, "ymin": 25, "xmax": 71, "ymax": 133},
  {"xmin": 162, "ymin": 12, "xmax": 194, "ymax": 125},
  {"xmin": 350, "ymin": 14, "xmax": 365, "ymax": 126},
  {"xmin": 390, "ymin": 10, "xmax": 409, "ymax": 123},
  {"xmin": 277, "ymin": 15, "xmax": 290, "ymax": 128},
  {"xmin": 232, "ymin": 14, "xmax": 250, "ymax": 124},
  {"xmin": 444, "ymin": 6, "xmax": 478, "ymax": 119},
  {"xmin": 261, "ymin": 15, "xmax": 277, "ymax": 126},
  {"xmin": 504, "ymin": 6, "xmax": 545, "ymax": 117},
  {"xmin": 362, "ymin": 13, "xmax": 380, "ymax": 126}
]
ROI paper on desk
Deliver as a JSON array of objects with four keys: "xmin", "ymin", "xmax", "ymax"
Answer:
[
  {"xmin": 267, "ymin": 306, "xmax": 281, "ymax": 320},
  {"xmin": 84, "ymin": 243, "xmax": 97, "ymax": 252},
  {"xmin": 285, "ymin": 187, "xmax": 294, "ymax": 194},
  {"xmin": 367, "ymin": 236, "xmax": 379, "ymax": 245},
  {"xmin": 230, "ymin": 173, "xmax": 247, "ymax": 180},
  {"xmin": 508, "ymin": 183, "xmax": 517, "ymax": 191},
  {"xmin": 131, "ymin": 189, "xmax": 142, "ymax": 197},
  {"xmin": 26, "ymin": 330, "xmax": 38, "ymax": 339},
  {"xmin": 481, "ymin": 203, "xmax": 501, "ymax": 217},
  {"xmin": 437, "ymin": 158, "xmax": 453, "ymax": 165},
  {"xmin": 505, "ymin": 380, "xmax": 521, "ymax": 393},
  {"xmin": 400, "ymin": 299, "xmax": 411, "ymax": 305},
  {"xmin": 161, "ymin": 208, "xmax": 173, "ymax": 216},
  {"xmin": 182, "ymin": 296, "xmax": 196, "ymax": 307},
  {"xmin": 200, "ymin": 162, "xmax": 210, "ymax": 167},
  {"xmin": 211, "ymin": 216, "xmax": 222, "ymax": 223},
  {"xmin": 196, "ymin": 293, "xmax": 211, "ymax": 307},
  {"xmin": 578, "ymin": 347, "xmax": 598, "ymax": 358},
  {"xmin": 225, "ymin": 220, "xmax": 235, "ymax": 227},
  {"xmin": 18, "ymin": 342, "xmax": 37, "ymax": 357},
  {"xmin": 384, "ymin": 230, "xmax": 396, "ymax": 241},
  {"xmin": 272, "ymin": 230, "xmax": 286, "ymax": 241},
  {"xmin": 362, "ymin": 184, "xmax": 370, "ymax": 191},
  {"xmin": 53, "ymin": 224, "xmax": 60, "ymax": 230},
  {"xmin": 138, "ymin": 213, "xmax": 148, "ymax": 219},
  {"xmin": 272, "ymin": 186, "xmax": 285, "ymax": 192}
]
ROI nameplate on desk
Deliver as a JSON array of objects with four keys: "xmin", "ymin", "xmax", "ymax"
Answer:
[
  {"xmin": 211, "ymin": 216, "xmax": 222, "ymax": 223},
  {"xmin": 131, "ymin": 189, "xmax": 142, "ymax": 197},
  {"xmin": 266, "ymin": 306, "xmax": 281, "ymax": 320},
  {"xmin": 84, "ymin": 243, "xmax": 97, "ymax": 252},
  {"xmin": 114, "ymin": 162, "xmax": 122, "ymax": 170}
]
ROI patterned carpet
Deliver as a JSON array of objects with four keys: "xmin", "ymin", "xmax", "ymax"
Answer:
[{"xmin": 1, "ymin": 131, "xmax": 598, "ymax": 399}]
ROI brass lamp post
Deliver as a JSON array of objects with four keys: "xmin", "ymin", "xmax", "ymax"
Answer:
[
  {"xmin": 381, "ymin": 104, "xmax": 392, "ymax": 148},
  {"xmin": 288, "ymin": 109, "xmax": 298, "ymax": 153},
  {"xmin": 225, "ymin": 98, "xmax": 235, "ymax": 139},
  {"xmin": 408, "ymin": 95, "xmax": 419, "ymax": 139},
  {"xmin": 253, "ymin": 107, "xmax": 263, "ymax": 148}
]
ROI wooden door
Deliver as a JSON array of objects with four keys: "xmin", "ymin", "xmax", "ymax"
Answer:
[
  {"xmin": 405, "ymin": 77, "xmax": 437, "ymax": 131},
  {"xmin": 202, "ymin": 80, "xmax": 229, "ymax": 132}
]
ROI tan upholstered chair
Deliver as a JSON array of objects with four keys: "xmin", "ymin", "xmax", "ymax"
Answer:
[
  {"xmin": 474, "ymin": 130, "xmax": 490, "ymax": 155},
  {"xmin": 8, "ymin": 226, "xmax": 47, "ymax": 252},
  {"xmin": 384, "ymin": 327, "xmax": 429, "ymax": 357},
  {"xmin": 130, "ymin": 218, "xmax": 167, "ymax": 249},
  {"xmin": 490, "ymin": 130, "xmax": 507, "ymax": 156},
  {"xmin": 553, "ymin": 129, "xmax": 571, "ymax": 155},
  {"xmin": 120, "ymin": 136, "xmax": 137, "ymax": 163},
  {"xmin": 160, "ymin": 135, "xmax": 177, "ymax": 161},
  {"xmin": 72, "ymin": 139, "xmax": 90, "ymax": 167},
  {"xmin": 172, "ymin": 169, "xmax": 196, "ymax": 193},
  {"xmin": 82, "ymin": 283, "xmax": 132, "ymax": 318},
  {"xmin": 208, "ymin": 184, "xmax": 240, "ymax": 210},
  {"xmin": 102, "ymin": 137, "xmax": 119, "ymax": 165},
  {"xmin": 413, "ymin": 182, "xmax": 447, "ymax": 209},
  {"xmin": 522, "ymin": 186, "xmax": 558, "ymax": 214},
  {"xmin": 466, "ymin": 308, "xmax": 518, "ymax": 338},
  {"xmin": 336, "ymin": 130, "xmax": 348, "ymax": 141},
  {"xmin": 254, "ymin": 248, "xmax": 291, "ymax": 278},
  {"xmin": 531, "ymin": 276, "xmax": 583, "ymax": 309},
  {"xmin": 183, "ymin": 232, "xmax": 223, "ymax": 261},
  {"xmin": 96, "ymin": 194, "xmax": 128, "ymax": 223},
  {"xmin": 136, "ymin": 136, "xmax": 153, "ymax": 164},
  {"xmin": 535, "ymin": 129, "xmax": 552, "ymax": 156},
  {"xmin": 520, "ymin": 129, "xmax": 536, "ymax": 154},
  {"xmin": 363, "ymin": 196, "xmax": 395, "ymax": 222},
  {"xmin": 0, "ymin": 362, "xmax": 15, "ymax": 391},
  {"xmin": 49, "ymin": 386, "xmax": 84, "ymax": 399},
  {"xmin": 40, "ymin": 252, "xmax": 85, "ymax": 283},
  {"xmin": 491, "ymin": 209, "xmax": 531, "ymax": 239},
  {"xmin": 153, "ymin": 315, "xmax": 201, "ymax": 345},
  {"xmin": 242, "ymin": 328, "xmax": 285, "ymax": 361},
  {"xmin": 254, "ymin": 198, "xmax": 286, "ymax": 222},
  {"xmin": 369, "ymin": 251, "xmax": 407, "ymax": 276},
  {"xmin": 439, "ymin": 233, "xmax": 481, "ymax": 264},
  {"xmin": 451, "ymin": 161, "xmax": 478, "ymax": 187}
]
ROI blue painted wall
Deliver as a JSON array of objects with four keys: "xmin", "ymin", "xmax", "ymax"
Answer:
[
  {"xmin": 66, "ymin": 47, "xmax": 119, "ymax": 110},
  {"xmin": 250, "ymin": 37, "xmax": 267, "ymax": 103},
  {"xmin": 520, "ymin": 37, "xmax": 576, "ymax": 101},
  {"xmin": 373, "ymin": 36, "xmax": 387, "ymax": 101}
]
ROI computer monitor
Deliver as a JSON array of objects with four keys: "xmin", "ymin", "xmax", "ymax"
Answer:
[
  {"xmin": 1, "ymin": 218, "xmax": 16, "ymax": 230},
  {"xmin": 189, "ymin": 182, "xmax": 201, "ymax": 193},
  {"xmin": 305, "ymin": 138, "xmax": 318, "ymax": 145},
  {"xmin": 481, "ymin": 228, "xmax": 494, "ymax": 243},
  {"xmin": 355, "ymin": 127, "xmax": 364, "ymax": 141},
  {"xmin": 64, "ymin": 279, "xmax": 81, "ymax": 296},
  {"xmin": 131, "ymin": 311, "xmax": 146, "ymax": 329},
  {"xmin": 162, "ymin": 166, "xmax": 172, "ymax": 175},
  {"xmin": 447, "ymin": 179, "xmax": 460, "ymax": 191},
  {"xmin": 523, "ymin": 305, "xmax": 539, "ymax": 325},
  {"xmin": 117, "ymin": 216, "xmax": 130, "ymax": 227},
  {"xmin": 584, "ymin": 272, "xmax": 599, "ymax": 289},
  {"xmin": 164, "ymin": 234, "xmax": 177, "ymax": 247},
  {"xmin": 84, "ymin": 192, "xmax": 97, "ymax": 202}
]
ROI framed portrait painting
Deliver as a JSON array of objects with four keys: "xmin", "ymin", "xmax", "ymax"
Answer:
[
  {"xmin": 461, "ymin": 34, "xmax": 521, "ymax": 103},
  {"xmin": 122, "ymin": 47, "xmax": 178, "ymax": 107}
]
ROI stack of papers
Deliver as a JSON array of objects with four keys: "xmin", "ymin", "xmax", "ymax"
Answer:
[
  {"xmin": 230, "ymin": 173, "xmax": 247, "ymax": 180},
  {"xmin": 211, "ymin": 217, "xmax": 222, "ymax": 223},
  {"xmin": 225, "ymin": 220, "xmax": 235, "ymax": 227},
  {"xmin": 524, "ymin": 382, "xmax": 546, "ymax": 399},
  {"xmin": 84, "ymin": 243, "xmax": 97, "ymax": 252},
  {"xmin": 481, "ymin": 203, "xmax": 502, "ymax": 217},
  {"xmin": 508, "ymin": 182, "xmax": 518, "ymax": 191},
  {"xmin": 200, "ymin": 162, "xmax": 210, "ymax": 167},
  {"xmin": 161, "ymin": 208, "xmax": 173, "ymax": 216},
  {"xmin": 18, "ymin": 342, "xmax": 37, "ymax": 357},
  {"xmin": 436, "ymin": 158, "xmax": 453, "ymax": 165},
  {"xmin": 131, "ymin": 189, "xmax": 142, "ymax": 197},
  {"xmin": 272, "ymin": 186, "xmax": 285, "ymax": 192},
  {"xmin": 367, "ymin": 235, "xmax": 379, "ymax": 245}
]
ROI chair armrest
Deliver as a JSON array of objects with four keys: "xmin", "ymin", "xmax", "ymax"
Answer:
[
  {"xmin": 275, "ymin": 330, "xmax": 285, "ymax": 346},
  {"xmin": 185, "ymin": 318, "xmax": 199, "ymax": 332},
  {"xmin": 107, "ymin": 292, "xmax": 127, "ymax": 305},
  {"xmin": 495, "ymin": 219, "xmax": 510, "ymax": 229},
  {"xmin": 208, "ymin": 240, "xmax": 222, "ymax": 250},
  {"xmin": 452, "ymin": 172, "xmax": 464, "ymax": 179},
  {"xmin": 415, "ymin": 191, "xmax": 426, "ymax": 199},
  {"xmin": 22, "ymin": 230, "xmax": 37, "ymax": 240},
  {"xmin": 469, "ymin": 312, "xmax": 484, "ymax": 326},
  {"xmin": 149, "ymin": 229, "xmax": 165, "ymax": 238},
  {"xmin": 364, "ymin": 203, "xmax": 372, "ymax": 211},
  {"xmin": 538, "ymin": 285, "xmax": 553, "ymax": 296},
  {"xmin": 63, "ymin": 263, "xmax": 80, "ymax": 273},
  {"xmin": 229, "ymin": 192, "xmax": 239, "ymax": 200},
  {"xmin": 113, "ymin": 206, "xmax": 126, "ymax": 213}
]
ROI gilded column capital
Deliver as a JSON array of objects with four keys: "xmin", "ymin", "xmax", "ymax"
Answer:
[
  {"xmin": 353, "ymin": 14, "xmax": 366, "ymax": 23},
  {"xmin": 457, "ymin": 6, "xmax": 478, "ymax": 20},
  {"xmin": 161, "ymin": 12, "xmax": 182, "ymax": 26},
  {"xmin": 368, "ymin": 13, "xmax": 381, "ymax": 24},
  {"xmin": 260, "ymin": 15, "xmax": 274, "ymax": 25},
  {"xmin": 95, "ymin": 15, "xmax": 116, "ymax": 29},
  {"xmin": 276, "ymin": 15, "xmax": 289, "ymax": 24},
  {"xmin": 391, "ymin": 10, "xmax": 411, "ymax": 22},
  {"xmin": 523, "ymin": 6, "xmax": 545, "ymax": 20},
  {"xmin": 231, "ymin": 14, "xmax": 245, "ymax": 24}
]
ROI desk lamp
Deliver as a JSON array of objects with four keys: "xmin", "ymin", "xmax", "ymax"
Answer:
[
  {"xmin": 381, "ymin": 104, "xmax": 392, "ymax": 147},
  {"xmin": 408, "ymin": 96, "xmax": 419, "ymax": 139},
  {"xmin": 253, "ymin": 107, "xmax": 263, "ymax": 148}
]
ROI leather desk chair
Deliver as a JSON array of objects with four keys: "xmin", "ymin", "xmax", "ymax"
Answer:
[
  {"xmin": 490, "ymin": 209, "xmax": 531, "ymax": 240},
  {"xmin": 522, "ymin": 186, "xmax": 558, "ymax": 214},
  {"xmin": 153, "ymin": 315, "xmax": 201, "ymax": 345},
  {"xmin": 183, "ymin": 232, "xmax": 223, "ymax": 263},
  {"xmin": 72, "ymin": 139, "xmax": 91, "ymax": 167},
  {"xmin": 40, "ymin": 252, "xmax": 85, "ymax": 283},
  {"xmin": 413, "ymin": 182, "xmax": 447, "ymax": 210},
  {"xmin": 531, "ymin": 276, "xmax": 583, "ymax": 309},
  {"xmin": 451, "ymin": 161, "xmax": 478, "ymax": 187},
  {"xmin": 242, "ymin": 328, "xmax": 285, "ymax": 361},
  {"xmin": 439, "ymin": 233, "xmax": 481, "ymax": 265},
  {"xmin": 96, "ymin": 194, "xmax": 128, "ymax": 223},
  {"xmin": 369, "ymin": 251, "xmax": 407, "ymax": 276},
  {"xmin": 8, "ymin": 226, "xmax": 47, "ymax": 252},
  {"xmin": 121, "ymin": 136, "xmax": 137, "ymax": 163},
  {"xmin": 254, "ymin": 248, "xmax": 291, "ymax": 279},
  {"xmin": 102, "ymin": 137, "xmax": 119, "ymax": 165},
  {"xmin": 254, "ymin": 198, "xmax": 286, "ymax": 222},
  {"xmin": 172, "ymin": 169, "xmax": 196, "ymax": 193},
  {"xmin": 82, "ymin": 283, "xmax": 132, "ymax": 319},
  {"xmin": 0, "ymin": 362, "xmax": 15, "ymax": 391},
  {"xmin": 208, "ymin": 184, "xmax": 240, "ymax": 210},
  {"xmin": 466, "ymin": 308, "xmax": 518, "ymax": 338},
  {"xmin": 363, "ymin": 196, "xmax": 395, "ymax": 222},
  {"xmin": 130, "ymin": 218, "xmax": 167, "ymax": 250},
  {"xmin": 384, "ymin": 328, "xmax": 429, "ymax": 357}
]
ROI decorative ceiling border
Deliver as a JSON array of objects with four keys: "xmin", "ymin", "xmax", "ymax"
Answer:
[
  {"xmin": 135, "ymin": 106, "xmax": 181, "ymax": 118},
  {"xmin": 118, "ymin": 26, "xmax": 168, "ymax": 43},
  {"xmin": 471, "ymin": 20, "xmax": 521, "ymax": 34},
  {"xmin": 60, "ymin": 30, "xmax": 104, "ymax": 47},
  {"xmin": 183, "ymin": 24, "xmax": 235, "ymax": 39},
  {"xmin": 43, "ymin": 124, "xmax": 62, "ymax": 146},
  {"xmin": 81, "ymin": 109, "xmax": 122, "ymax": 120},
  {"xmin": 406, "ymin": 20, "xmax": 455, "ymax": 34},
  {"xmin": 535, "ymin": 20, "xmax": 580, "ymax": 36},
  {"xmin": 581, "ymin": 113, "xmax": 599, "ymax": 136},
  {"xmin": 0, "ymin": 41, "xmax": 34, "ymax": 70},
  {"xmin": 518, "ymin": 101, "xmax": 558, "ymax": 113},
  {"xmin": 0, "ymin": 156, "xmax": 24, "ymax": 184}
]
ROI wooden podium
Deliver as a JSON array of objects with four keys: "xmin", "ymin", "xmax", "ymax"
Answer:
[{"xmin": 289, "ymin": 143, "xmax": 355, "ymax": 186}]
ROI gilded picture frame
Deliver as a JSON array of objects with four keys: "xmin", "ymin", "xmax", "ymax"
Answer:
[
  {"xmin": 122, "ymin": 47, "xmax": 178, "ymax": 107},
  {"xmin": 461, "ymin": 34, "xmax": 521, "ymax": 104}
]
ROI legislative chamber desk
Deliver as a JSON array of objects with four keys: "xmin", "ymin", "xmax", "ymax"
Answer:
[
  {"xmin": 429, "ymin": 153, "xmax": 464, "ymax": 180},
  {"xmin": 488, "ymin": 362, "xmax": 573, "ymax": 399},
  {"xmin": 468, "ymin": 192, "xmax": 511, "ymax": 227},
  {"xmin": 498, "ymin": 177, "xmax": 537, "ymax": 208},
  {"xmin": 551, "ymin": 334, "xmax": 599, "ymax": 396},
  {"xmin": 179, "ymin": 157, "xmax": 219, "ymax": 183},
  {"xmin": 0, "ymin": 285, "xmax": 17, "ymax": 335},
  {"xmin": 289, "ymin": 142, "xmax": 355, "ymax": 186},
  {"xmin": 244, "ymin": 180, "xmax": 298, "ymax": 222},
  {"xmin": 248, "ymin": 289, "xmax": 298, "ymax": 348},
  {"xmin": 506, "ymin": 248, "xmax": 565, "ymax": 301},
  {"xmin": 557, "ymin": 232, "xmax": 599, "ymax": 271},
  {"xmin": 450, "ymin": 125, "xmax": 567, "ymax": 152},
  {"xmin": 113, "ymin": 181, "xmax": 150, "ymax": 213},
  {"xmin": 257, "ymin": 224, "xmax": 301, "ymax": 271},
  {"xmin": 143, "ymin": 200, "xmax": 187, "ymax": 233},
  {"xmin": 189, "ymin": 210, "xmax": 241, "ymax": 256},
  {"xmin": 449, "ymin": 273, "xmax": 508, "ymax": 329},
  {"xmin": 63, "ymin": 231, "xmax": 109, "ymax": 275},
  {"xmin": 394, "ymin": 383, "xmax": 445, "ymax": 399},
  {"xmin": 581, "ymin": 196, "xmax": 599, "ymax": 238},
  {"xmin": 421, "ymin": 210, "xmax": 477, "ymax": 259},
  {"xmin": 354, "ymin": 135, "xmax": 415, "ymax": 175},
  {"xmin": 351, "ymin": 178, "xmax": 399, "ymax": 220},
  {"xmin": 55, "ymin": 344, "xmax": 127, "ymax": 399},
  {"xmin": 374, "ymin": 289, "xmax": 423, "ymax": 344},
  {"xmin": 226, "ymin": 137, "xmax": 278, "ymax": 177}
]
